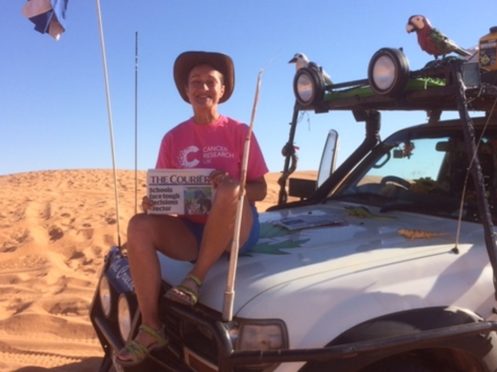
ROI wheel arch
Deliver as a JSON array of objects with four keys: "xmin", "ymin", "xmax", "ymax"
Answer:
[
  {"xmin": 331, "ymin": 306, "xmax": 483, "ymax": 343},
  {"xmin": 301, "ymin": 306, "xmax": 497, "ymax": 372}
]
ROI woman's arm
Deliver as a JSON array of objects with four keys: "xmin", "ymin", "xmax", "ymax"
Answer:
[
  {"xmin": 245, "ymin": 176, "xmax": 267, "ymax": 202},
  {"xmin": 210, "ymin": 171, "xmax": 267, "ymax": 203}
]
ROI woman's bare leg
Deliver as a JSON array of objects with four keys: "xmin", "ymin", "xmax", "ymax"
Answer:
[
  {"xmin": 118, "ymin": 213, "xmax": 198, "ymax": 357},
  {"xmin": 189, "ymin": 183, "xmax": 253, "ymax": 281}
]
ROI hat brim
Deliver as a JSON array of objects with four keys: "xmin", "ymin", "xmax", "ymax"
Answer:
[{"xmin": 173, "ymin": 51, "xmax": 234, "ymax": 103}]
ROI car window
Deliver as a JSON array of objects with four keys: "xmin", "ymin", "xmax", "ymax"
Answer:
[
  {"xmin": 334, "ymin": 131, "xmax": 497, "ymax": 223},
  {"xmin": 364, "ymin": 137, "xmax": 445, "ymax": 186}
]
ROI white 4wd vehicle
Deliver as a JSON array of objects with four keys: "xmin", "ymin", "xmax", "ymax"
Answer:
[{"xmin": 90, "ymin": 48, "xmax": 497, "ymax": 371}]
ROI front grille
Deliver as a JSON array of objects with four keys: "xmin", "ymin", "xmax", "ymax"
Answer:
[
  {"xmin": 160, "ymin": 295, "xmax": 224, "ymax": 369},
  {"xmin": 184, "ymin": 347, "xmax": 219, "ymax": 372},
  {"xmin": 183, "ymin": 319, "xmax": 219, "ymax": 361}
]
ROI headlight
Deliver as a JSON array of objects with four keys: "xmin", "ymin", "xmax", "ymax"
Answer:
[
  {"xmin": 118, "ymin": 294, "xmax": 132, "ymax": 341},
  {"xmin": 98, "ymin": 276, "xmax": 112, "ymax": 318},
  {"xmin": 368, "ymin": 48, "xmax": 410, "ymax": 96},
  {"xmin": 235, "ymin": 320, "xmax": 288, "ymax": 351},
  {"xmin": 293, "ymin": 67, "xmax": 325, "ymax": 107}
]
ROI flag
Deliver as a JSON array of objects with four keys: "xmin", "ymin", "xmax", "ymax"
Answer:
[{"xmin": 22, "ymin": 0, "xmax": 69, "ymax": 40}]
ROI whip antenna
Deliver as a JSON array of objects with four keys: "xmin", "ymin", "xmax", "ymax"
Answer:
[{"xmin": 223, "ymin": 70, "xmax": 264, "ymax": 321}]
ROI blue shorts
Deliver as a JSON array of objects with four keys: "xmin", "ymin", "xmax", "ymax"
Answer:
[{"xmin": 181, "ymin": 204, "xmax": 260, "ymax": 254}]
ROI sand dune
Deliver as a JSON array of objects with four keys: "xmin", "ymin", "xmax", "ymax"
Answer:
[{"xmin": 0, "ymin": 169, "xmax": 315, "ymax": 371}]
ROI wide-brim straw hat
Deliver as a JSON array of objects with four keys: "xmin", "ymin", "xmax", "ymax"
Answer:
[{"xmin": 173, "ymin": 51, "xmax": 234, "ymax": 103}]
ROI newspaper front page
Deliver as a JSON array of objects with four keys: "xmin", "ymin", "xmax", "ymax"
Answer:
[{"xmin": 147, "ymin": 168, "xmax": 214, "ymax": 215}]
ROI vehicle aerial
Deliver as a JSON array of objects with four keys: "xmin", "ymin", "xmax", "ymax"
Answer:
[{"xmin": 90, "ymin": 43, "xmax": 497, "ymax": 371}]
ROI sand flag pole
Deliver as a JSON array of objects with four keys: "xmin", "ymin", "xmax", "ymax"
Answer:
[
  {"xmin": 134, "ymin": 31, "xmax": 139, "ymax": 215},
  {"xmin": 96, "ymin": 0, "xmax": 122, "ymax": 247},
  {"xmin": 223, "ymin": 70, "xmax": 264, "ymax": 322}
]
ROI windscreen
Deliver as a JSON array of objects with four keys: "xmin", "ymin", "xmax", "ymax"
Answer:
[{"xmin": 333, "ymin": 129, "xmax": 497, "ymax": 223}]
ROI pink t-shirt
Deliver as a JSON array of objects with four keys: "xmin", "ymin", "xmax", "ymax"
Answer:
[
  {"xmin": 156, "ymin": 116, "xmax": 268, "ymax": 223},
  {"xmin": 156, "ymin": 115, "xmax": 268, "ymax": 182}
]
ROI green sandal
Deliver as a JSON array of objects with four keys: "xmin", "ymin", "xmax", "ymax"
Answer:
[
  {"xmin": 115, "ymin": 323, "xmax": 168, "ymax": 366},
  {"xmin": 165, "ymin": 274, "xmax": 203, "ymax": 306}
]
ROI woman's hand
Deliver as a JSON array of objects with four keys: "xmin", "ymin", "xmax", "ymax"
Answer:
[
  {"xmin": 210, "ymin": 170, "xmax": 235, "ymax": 188},
  {"xmin": 141, "ymin": 195, "xmax": 154, "ymax": 213}
]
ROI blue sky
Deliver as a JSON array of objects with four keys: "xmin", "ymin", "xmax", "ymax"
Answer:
[{"xmin": 1, "ymin": 1, "xmax": 495, "ymax": 175}]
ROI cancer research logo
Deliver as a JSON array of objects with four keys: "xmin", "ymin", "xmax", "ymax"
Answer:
[
  {"xmin": 177, "ymin": 144, "xmax": 235, "ymax": 167},
  {"xmin": 203, "ymin": 145, "xmax": 234, "ymax": 160},
  {"xmin": 178, "ymin": 145, "xmax": 200, "ymax": 168}
]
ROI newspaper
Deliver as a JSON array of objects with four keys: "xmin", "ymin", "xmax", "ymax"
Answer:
[{"xmin": 147, "ymin": 168, "xmax": 214, "ymax": 215}]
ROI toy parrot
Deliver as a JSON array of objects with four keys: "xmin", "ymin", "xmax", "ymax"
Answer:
[
  {"xmin": 406, "ymin": 15, "xmax": 471, "ymax": 59},
  {"xmin": 289, "ymin": 52, "xmax": 333, "ymax": 85}
]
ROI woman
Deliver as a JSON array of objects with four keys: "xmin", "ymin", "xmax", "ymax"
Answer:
[{"xmin": 117, "ymin": 51, "xmax": 268, "ymax": 366}]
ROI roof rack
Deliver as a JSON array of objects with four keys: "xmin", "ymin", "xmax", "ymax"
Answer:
[{"xmin": 293, "ymin": 48, "xmax": 497, "ymax": 114}]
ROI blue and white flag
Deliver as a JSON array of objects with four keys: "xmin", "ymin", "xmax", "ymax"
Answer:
[{"xmin": 22, "ymin": 0, "xmax": 69, "ymax": 40}]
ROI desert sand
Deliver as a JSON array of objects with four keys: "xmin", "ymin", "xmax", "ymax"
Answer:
[{"xmin": 0, "ymin": 169, "xmax": 315, "ymax": 371}]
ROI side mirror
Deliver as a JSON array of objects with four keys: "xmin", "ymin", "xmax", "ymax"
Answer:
[
  {"xmin": 288, "ymin": 129, "xmax": 339, "ymax": 201},
  {"xmin": 288, "ymin": 178, "xmax": 317, "ymax": 200},
  {"xmin": 317, "ymin": 129, "xmax": 339, "ymax": 187}
]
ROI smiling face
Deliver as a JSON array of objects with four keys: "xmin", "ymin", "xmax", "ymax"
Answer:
[{"xmin": 185, "ymin": 64, "xmax": 226, "ymax": 113}]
